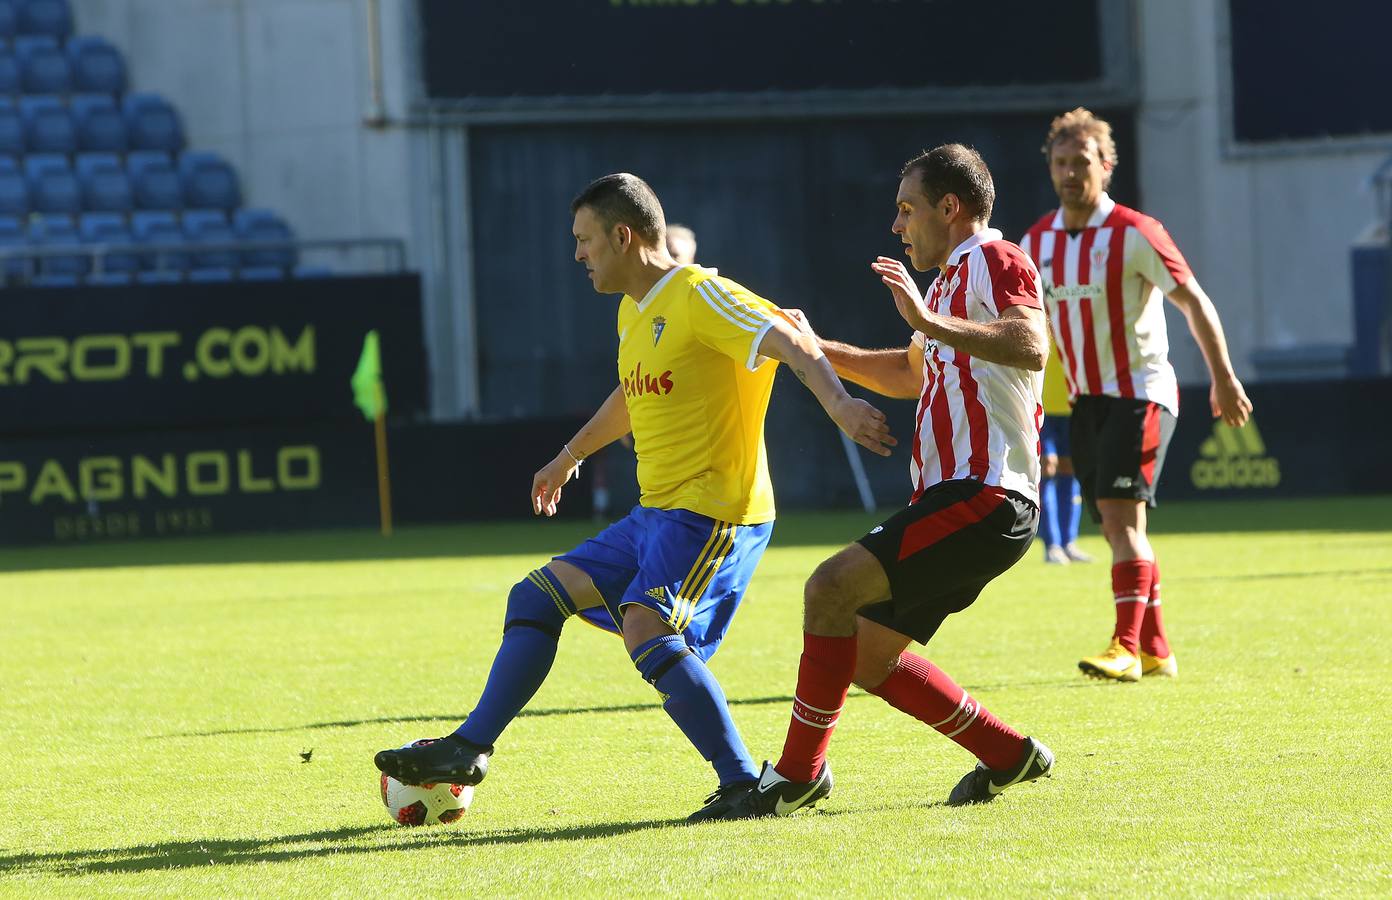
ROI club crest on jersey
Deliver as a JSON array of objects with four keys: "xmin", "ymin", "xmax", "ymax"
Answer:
[
  {"xmin": 652, "ymin": 315, "xmax": 667, "ymax": 346},
  {"xmin": 1091, "ymin": 246, "xmax": 1109, "ymax": 268}
]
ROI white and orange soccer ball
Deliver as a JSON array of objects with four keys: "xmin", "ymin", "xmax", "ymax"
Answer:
[{"xmin": 379, "ymin": 740, "xmax": 474, "ymax": 826}]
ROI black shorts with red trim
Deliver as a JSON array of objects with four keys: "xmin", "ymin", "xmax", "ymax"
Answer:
[
  {"xmin": 855, "ymin": 479, "xmax": 1037, "ymax": 644},
  {"xmin": 1070, "ymin": 395, "xmax": 1177, "ymax": 522}
]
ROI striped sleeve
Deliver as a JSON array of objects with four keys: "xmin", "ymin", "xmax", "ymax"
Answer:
[
  {"xmin": 690, "ymin": 276, "xmax": 779, "ymax": 371},
  {"xmin": 1129, "ymin": 217, "xmax": 1192, "ymax": 293},
  {"xmin": 976, "ymin": 242, "xmax": 1043, "ymax": 315}
]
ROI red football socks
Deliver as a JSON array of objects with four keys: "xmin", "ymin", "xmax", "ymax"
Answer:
[
  {"xmin": 1140, "ymin": 561, "xmax": 1171, "ymax": 658},
  {"xmin": 1112, "ymin": 560, "xmax": 1153, "ymax": 653},
  {"xmin": 775, "ymin": 633, "xmax": 856, "ymax": 784},
  {"xmin": 867, "ymin": 651, "xmax": 1024, "ymax": 771}
]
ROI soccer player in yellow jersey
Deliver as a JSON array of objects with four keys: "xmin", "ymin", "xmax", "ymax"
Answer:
[
  {"xmin": 1039, "ymin": 350, "xmax": 1091, "ymax": 564},
  {"xmin": 376, "ymin": 173, "xmax": 894, "ymax": 821}
]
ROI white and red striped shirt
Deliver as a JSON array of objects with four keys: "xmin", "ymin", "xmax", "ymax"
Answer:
[
  {"xmin": 1021, "ymin": 193, "xmax": 1192, "ymax": 414},
  {"xmin": 909, "ymin": 229, "xmax": 1045, "ymax": 505}
]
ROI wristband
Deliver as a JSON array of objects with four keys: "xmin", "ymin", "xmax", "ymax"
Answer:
[{"xmin": 562, "ymin": 443, "xmax": 583, "ymax": 468}]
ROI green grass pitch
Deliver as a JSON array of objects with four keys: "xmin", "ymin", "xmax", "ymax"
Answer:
[{"xmin": 2, "ymin": 497, "xmax": 1389, "ymax": 896}]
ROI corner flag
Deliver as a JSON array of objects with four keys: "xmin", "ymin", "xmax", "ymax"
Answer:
[
  {"xmin": 351, "ymin": 330, "xmax": 393, "ymax": 537},
  {"xmin": 351, "ymin": 330, "xmax": 387, "ymax": 421}
]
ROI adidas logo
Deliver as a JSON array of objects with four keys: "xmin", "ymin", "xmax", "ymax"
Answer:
[
  {"xmin": 644, "ymin": 587, "xmax": 666, "ymax": 601},
  {"xmin": 1190, "ymin": 417, "xmax": 1281, "ymax": 489}
]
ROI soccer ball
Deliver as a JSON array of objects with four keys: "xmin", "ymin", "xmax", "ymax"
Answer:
[{"xmin": 379, "ymin": 740, "xmax": 474, "ymax": 826}]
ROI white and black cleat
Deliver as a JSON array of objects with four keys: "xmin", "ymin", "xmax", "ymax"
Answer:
[{"xmin": 947, "ymin": 736, "xmax": 1054, "ymax": 806}]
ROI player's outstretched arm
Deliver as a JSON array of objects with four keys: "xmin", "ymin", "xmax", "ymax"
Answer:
[
  {"xmin": 757, "ymin": 318, "xmax": 897, "ymax": 457},
  {"xmin": 1165, "ymin": 279, "xmax": 1252, "ymax": 427},
  {"xmin": 531, "ymin": 385, "xmax": 631, "ymax": 517},
  {"xmin": 779, "ymin": 308, "xmax": 922, "ymax": 400},
  {"xmin": 872, "ymin": 257, "xmax": 1048, "ymax": 371}
]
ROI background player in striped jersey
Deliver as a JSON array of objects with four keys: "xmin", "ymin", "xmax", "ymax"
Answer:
[
  {"xmin": 375, "ymin": 174, "xmax": 894, "ymax": 822},
  {"xmin": 711, "ymin": 145, "xmax": 1055, "ymax": 818},
  {"xmin": 1022, "ymin": 108, "xmax": 1252, "ymax": 682}
]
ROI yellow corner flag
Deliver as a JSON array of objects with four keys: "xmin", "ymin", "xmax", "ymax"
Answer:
[
  {"xmin": 351, "ymin": 330, "xmax": 393, "ymax": 537},
  {"xmin": 351, "ymin": 330, "xmax": 387, "ymax": 421}
]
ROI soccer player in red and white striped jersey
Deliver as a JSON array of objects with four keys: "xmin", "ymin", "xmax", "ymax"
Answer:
[
  {"xmin": 1022, "ymin": 108, "xmax": 1252, "ymax": 682},
  {"xmin": 709, "ymin": 145, "xmax": 1056, "ymax": 817}
]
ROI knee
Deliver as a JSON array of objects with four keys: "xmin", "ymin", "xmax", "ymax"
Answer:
[
  {"xmin": 804, "ymin": 561, "xmax": 854, "ymax": 614},
  {"xmin": 505, "ymin": 571, "xmax": 574, "ymax": 637},
  {"xmin": 1040, "ymin": 455, "xmax": 1058, "ymax": 479}
]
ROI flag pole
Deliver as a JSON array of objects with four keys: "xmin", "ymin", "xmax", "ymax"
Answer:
[{"xmin": 373, "ymin": 381, "xmax": 393, "ymax": 537}]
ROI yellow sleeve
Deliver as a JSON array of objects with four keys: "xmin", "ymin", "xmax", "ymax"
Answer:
[
  {"xmin": 1042, "ymin": 347, "xmax": 1071, "ymax": 415},
  {"xmin": 689, "ymin": 276, "xmax": 780, "ymax": 371}
]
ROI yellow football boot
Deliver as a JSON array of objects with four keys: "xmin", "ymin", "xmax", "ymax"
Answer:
[
  {"xmin": 1140, "ymin": 651, "xmax": 1178, "ymax": 678},
  {"xmin": 1078, "ymin": 638, "xmax": 1141, "ymax": 682}
]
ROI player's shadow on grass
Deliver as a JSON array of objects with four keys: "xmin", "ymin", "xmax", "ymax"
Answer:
[
  {"xmin": 157, "ymin": 681, "xmax": 1082, "ymax": 740},
  {"xmin": 157, "ymin": 694, "xmax": 800, "ymax": 739},
  {"xmin": 0, "ymin": 818, "xmax": 691, "ymax": 877}
]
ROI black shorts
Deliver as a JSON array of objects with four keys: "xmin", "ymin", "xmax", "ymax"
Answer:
[
  {"xmin": 1070, "ymin": 395, "xmax": 1176, "ymax": 522},
  {"xmin": 855, "ymin": 479, "xmax": 1038, "ymax": 644}
]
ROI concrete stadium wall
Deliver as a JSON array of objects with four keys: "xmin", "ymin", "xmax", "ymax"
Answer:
[{"xmin": 1135, "ymin": 0, "xmax": 1387, "ymax": 385}]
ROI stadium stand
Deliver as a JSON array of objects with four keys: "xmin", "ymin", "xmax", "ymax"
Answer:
[{"xmin": 0, "ymin": 0, "xmax": 315, "ymax": 286}]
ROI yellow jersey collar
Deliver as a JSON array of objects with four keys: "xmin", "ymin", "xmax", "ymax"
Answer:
[{"xmin": 634, "ymin": 264, "xmax": 690, "ymax": 313}]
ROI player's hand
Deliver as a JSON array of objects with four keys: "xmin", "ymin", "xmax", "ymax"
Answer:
[
  {"xmin": 832, "ymin": 395, "xmax": 896, "ymax": 457},
  {"xmin": 779, "ymin": 308, "xmax": 817, "ymax": 338},
  {"xmin": 1211, "ymin": 374, "xmax": 1252, "ymax": 427},
  {"xmin": 531, "ymin": 453, "xmax": 579, "ymax": 517},
  {"xmin": 872, "ymin": 257, "xmax": 930, "ymax": 332}
]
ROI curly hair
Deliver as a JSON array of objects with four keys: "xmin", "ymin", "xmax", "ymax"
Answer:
[{"xmin": 1042, "ymin": 107, "xmax": 1118, "ymax": 171}]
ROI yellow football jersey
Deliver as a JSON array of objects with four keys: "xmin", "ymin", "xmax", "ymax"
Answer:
[
  {"xmin": 616, "ymin": 264, "xmax": 780, "ymax": 524},
  {"xmin": 1042, "ymin": 343, "xmax": 1071, "ymax": 416}
]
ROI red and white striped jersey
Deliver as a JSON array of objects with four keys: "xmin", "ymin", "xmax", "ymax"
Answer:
[
  {"xmin": 909, "ymin": 229, "xmax": 1044, "ymax": 505},
  {"xmin": 1021, "ymin": 193, "xmax": 1192, "ymax": 414}
]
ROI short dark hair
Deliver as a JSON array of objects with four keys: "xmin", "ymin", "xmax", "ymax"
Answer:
[
  {"xmin": 571, "ymin": 173, "xmax": 666, "ymax": 245},
  {"xmin": 900, "ymin": 144, "xmax": 995, "ymax": 222}
]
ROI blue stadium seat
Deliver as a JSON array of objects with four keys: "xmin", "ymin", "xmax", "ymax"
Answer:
[
  {"xmin": 183, "ymin": 208, "xmax": 239, "ymax": 269},
  {"xmin": 130, "ymin": 209, "xmax": 186, "ymax": 270},
  {"xmin": 293, "ymin": 265, "xmax": 333, "ymax": 279},
  {"xmin": 85, "ymin": 271, "xmax": 131, "ymax": 285},
  {"xmin": 136, "ymin": 269, "xmax": 182, "ymax": 284},
  {"xmin": 19, "ymin": 95, "xmax": 75, "ymax": 154},
  {"xmin": 0, "ymin": 156, "xmax": 27, "ymax": 215},
  {"xmin": 0, "ymin": 212, "xmax": 27, "ymax": 278},
  {"xmin": 127, "ymin": 150, "xmax": 183, "ymax": 210},
  {"xmin": 14, "ymin": 34, "xmax": 68, "ymax": 93},
  {"xmin": 123, "ymin": 93, "xmax": 185, "ymax": 154},
  {"xmin": 23, "ymin": 152, "xmax": 78, "ymax": 213},
  {"xmin": 0, "ymin": 2, "xmax": 15, "ymax": 40},
  {"xmin": 29, "ymin": 213, "xmax": 86, "ymax": 277},
  {"xmin": 79, "ymin": 210, "xmax": 138, "ymax": 273},
  {"xmin": 0, "ymin": 50, "xmax": 18, "ymax": 92},
  {"xmin": 66, "ymin": 35, "xmax": 125, "ymax": 94},
  {"xmin": 233, "ymin": 207, "xmax": 297, "ymax": 268},
  {"xmin": 71, "ymin": 93, "xmax": 127, "ymax": 153},
  {"xmin": 16, "ymin": 0, "xmax": 70, "ymax": 39},
  {"xmin": 239, "ymin": 266, "xmax": 285, "ymax": 281},
  {"xmin": 178, "ymin": 151, "xmax": 241, "ymax": 211},
  {"xmin": 31, "ymin": 271, "xmax": 79, "ymax": 286},
  {"xmin": 76, "ymin": 153, "xmax": 132, "ymax": 213},
  {"xmin": 0, "ymin": 100, "xmax": 24, "ymax": 157},
  {"xmin": 188, "ymin": 267, "xmax": 233, "ymax": 283}
]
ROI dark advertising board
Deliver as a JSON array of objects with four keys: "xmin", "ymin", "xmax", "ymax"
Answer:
[
  {"xmin": 0, "ymin": 423, "xmax": 378, "ymax": 544},
  {"xmin": 0, "ymin": 417, "xmax": 591, "ymax": 545},
  {"xmin": 0, "ymin": 275, "xmax": 426, "ymax": 435},
  {"xmin": 1159, "ymin": 378, "xmax": 1392, "ymax": 502},
  {"xmin": 421, "ymin": 0, "xmax": 1102, "ymax": 102}
]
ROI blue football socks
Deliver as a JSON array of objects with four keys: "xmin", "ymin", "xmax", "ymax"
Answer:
[
  {"xmin": 1039, "ymin": 476, "xmax": 1062, "ymax": 549},
  {"xmin": 455, "ymin": 569, "xmax": 575, "ymax": 748},
  {"xmin": 1061, "ymin": 473, "xmax": 1083, "ymax": 545},
  {"xmin": 631, "ymin": 633, "xmax": 758, "ymax": 786}
]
